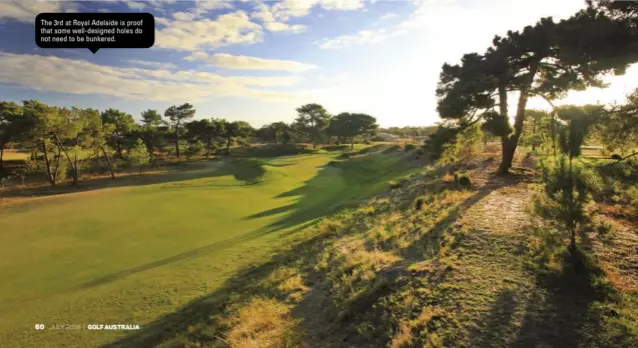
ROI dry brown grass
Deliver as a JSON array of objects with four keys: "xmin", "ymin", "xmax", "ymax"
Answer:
[
  {"xmin": 389, "ymin": 321, "xmax": 413, "ymax": 348},
  {"xmin": 388, "ymin": 306, "xmax": 446, "ymax": 348},
  {"xmin": 226, "ymin": 298, "xmax": 303, "ymax": 348}
]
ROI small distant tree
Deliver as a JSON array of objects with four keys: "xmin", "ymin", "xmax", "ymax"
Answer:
[
  {"xmin": 256, "ymin": 122, "xmax": 290, "ymax": 144},
  {"xmin": 139, "ymin": 109, "xmax": 164, "ymax": 161},
  {"xmin": 83, "ymin": 108, "xmax": 116, "ymax": 179},
  {"xmin": 164, "ymin": 103, "xmax": 196, "ymax": 159},
  {"xmin": 523, "ymin": 110, "xmax": 550, "ymax": 151},
  {"xmin": 440, "ymin": 123, "xmax": 484, "ymax": 164},
  {"xmin": 128, "ymin": 138, "xmax": 150, "ymax": 174},
  {"xmin": 293, "ymin": 103, "xmax": 331, "ymax": 148},
  {"xmin": 327, "ymin": 113, "xmax": 379, "ymax": 149},
  {"xmin": 101, "ymin": 108, "xmax": 135, "ymax": 159},
  {"xmin": 222, "ymin": 121, "xmax": 254, "ymax": 155},
  {"xmin": 185, "ymin": 118, "xmax": 225, "ymax": 157},
  {"xmin": 534, "ymin": 107, "xmax": 598, "ymax": 256},
  {"xmin": 141, "ymin": 109, "xmax": 163, "ymax": 128}
]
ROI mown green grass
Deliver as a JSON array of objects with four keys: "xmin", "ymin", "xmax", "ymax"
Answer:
[
  {"xmin": 2, "ymin": 150, "xmax": 28, "ymax": 161},
  {"xmin": 0, "ymin": 152, "xmax": 414, "ymax": 348}
]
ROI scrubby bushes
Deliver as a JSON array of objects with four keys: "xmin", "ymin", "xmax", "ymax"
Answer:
[
  {"xmin": 128, "ymin": 138, "xmax": 151, "ymax": 173},
  {"xmin": 404, "ymin": 143, "xmax": 417, "ymax": 152},
  {"xmin": 389, "ymin": 178, "xmax": 408, "ymax": 190},
  {"xmin": 439, "ymin": 124, "xmax": 484, "ymax": 165},
  {"xmin": 248, "ymin": 144, "xmax": 319, "ymax": 157}
]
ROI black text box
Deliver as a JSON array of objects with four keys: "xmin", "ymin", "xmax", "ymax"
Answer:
[{"xmin": 35, "ymin": 13, "xmax": 155, "ymax": 53}]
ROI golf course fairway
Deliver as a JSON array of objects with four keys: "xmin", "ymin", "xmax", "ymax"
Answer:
[{"xmin": 0, "ymin": 152, "xmax": 411, "ymax": 347}]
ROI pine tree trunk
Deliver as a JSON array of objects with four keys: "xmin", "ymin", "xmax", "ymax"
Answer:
[
  {"xmin": 532, "ymin": 117, "xmax": 537, "ymax": 151},
  {"xmin": 53, "ymin": 133, "xmax": 78, "ymax": 185},
  {"xmin": 52, "ymin": 147, "xmax": 61, "ymax": 185},
  {"xmin": 0, "ymin": 147, "xmax": 3, "ymax": 172},
  {"xmin": 42, "ymin": 141, "xmax": 54, "ymax": 186},
  {"xmin": 101, "ymin": 145, "xmax": 115, "ymax": 180},
  {"xmin": 351, "ymin": 138, "xmax": 354, "ymax": 150},
  {"xmin": 226, "ymin": 137, "xmax": 231, "ymax": 155},
  {"xmin": 74, "ymin": 153, "xmax": 78, "ymax": 182},
  {"xmin": 499, "ymin": 137, "xmax": 517, "ymax": 174},
  {"xmin": 498, "ymin": 58, "xmax": 540, "ymax": 174},
  {"xmin": 174, "ymin": 138, "xmax": 180, "ymax": 159}
]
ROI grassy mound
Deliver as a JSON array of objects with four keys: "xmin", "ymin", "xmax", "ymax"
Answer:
[{"xmin": 102, "ymin": 161, "xmax": 638, "ymax": 348}]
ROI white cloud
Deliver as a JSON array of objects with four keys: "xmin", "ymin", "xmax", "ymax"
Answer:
[
  {"xmin": 97, "ymin": 8, "xmax": 112, "ymax": 13},
  {"xmin": 126, "ymin": 59, "xmax": 178, "ymax": 70},
  {"xmin": 379, "ymin": 13, "xmax": 397, "ymax": 20},
  {"xmin": 250, "ymin": 0, "xmax": 364, "ymax": 33},
  {"xmin": 184, "ymin": 51, "xmax": 210, "ymax": 62},
  {"xmin": 193, "ymin": 0, "xmax": 234, "ymax": 16},
  {"xmin": 125, "ymin": 1, "xmax": 147, "ymax": 10},
  {"xmin": 184, "ymin": 52, "xmax": 318, "ymax": 72},
  {"xmin": 251, "ymin": 3, "xmax": 306, "ymax": 33},
  {"xmin": 319, "ymin": 28, "xmax": 389, "ymax": 49},
  {"xmin": 155, "ymin": 10, "xmax": 263, "ymax": 51},
  {"xmin": 155, "ymin": 17, "xmax": 171, "ymax": 26},
  {"xmin": 172, "ymin": 11, "xmax": 196, "ymax": 21},
  {"xmin": 0, "ymin": 52, "xmax": 303, "ymax": 102},
  {"xmin": 318, "ymin": 0, "xmax": 365, "ymax": 11},
  {"xmin": 0, "ymin": 1, "xmax": 78, "ymax": 23},
  {"xmin": 265, "ymin": 21, "xmax": 306, "ymax": 33},
  {"xmin": 319, "ymin": 0, "xmax": 584, "ymax": 50}
]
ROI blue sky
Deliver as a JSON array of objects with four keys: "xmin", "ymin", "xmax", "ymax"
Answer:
[{"xmin": 1, "ymin": 0, "xmax": 637, "ymax": 127}]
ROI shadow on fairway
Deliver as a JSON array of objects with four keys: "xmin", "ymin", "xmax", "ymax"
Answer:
[
  {"xmin": 100, "ymin": 169, "xmax": 511, "ymax": 348},
  {"xmin": 0, "ymin": 159, "xmax": 226, "ymax": 200},
  {"xmin": 243, "ymin": 155, "xmax": 414, "ymax": 234},
  {"xmin": 0, "ymin": 158, "xmax": 279, "ymax": 202},
  {"xmin": 76, "ymin": 219, "xmax": 319, "ymax": 291}
]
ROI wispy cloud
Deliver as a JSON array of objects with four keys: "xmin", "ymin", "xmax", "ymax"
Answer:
[
  {"xmin": 379, "ymin": 12, "xmax": 397, "ymax": 20},
  {"xmin": 155, "ymin": 10, "xmax": 263, "ymax": 51},
  {"xmin": 125, "ymin": 1, "xmax": 147, "ymax": 10},
  {"xmin": 184, "ymin": 52, "xmax": 318, "ymax": 72},
  {"xmin": 126, "ymin": 59, "xmax": 178, "ymax": 70},
  {"xmin": 0, "ymin": 52, "xmax": 303, "ymax": 102},
  {"xmin": 318, "ymin": 28, "xmax": 391, "ymax": 49},
  {"xmin": 0, "ymin": 1, "xmax": 78, "ymax": 23}
]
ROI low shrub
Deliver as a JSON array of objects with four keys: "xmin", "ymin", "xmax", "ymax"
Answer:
[
  {"xmin": 457, "ymin": 175, "xmax": 471, "ymax": 188},
  {"xmin": 389, "ymin": 178, "xmax": 407, "ymax": 189},
  {"xmin": 404, "ymin": 143, "xmax": 417, "ymax": 152},
  {"xmin": 323, "ymin": 144, "xmax": 350, "ymax": 151}
]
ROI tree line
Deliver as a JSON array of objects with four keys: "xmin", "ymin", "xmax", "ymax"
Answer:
[{"xmin": 0, "ymin": 101, "xmax": 378, "ymax": 187}]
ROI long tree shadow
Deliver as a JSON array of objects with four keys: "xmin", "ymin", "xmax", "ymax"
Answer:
[
  {"xmin": 242, "ymin": 156, "xmax": 417, "ymax": 234},
  {"xmin": 469, "ymin": 289, "xmax": 520, "ymax": 347},
  {"xmin": 0, "ymin": 158, "xmax": 278, "ymax": 202},
  {"xmin": 103, "ymin": 163, "xmax": 535, "ymax": 348},
  {"xmin": 100, "ymin": 229, "xmax": 341, "ymax": 348},
  {"xmin": 512, "ymin": 251, "xmax": 614, "ymax": 348}
]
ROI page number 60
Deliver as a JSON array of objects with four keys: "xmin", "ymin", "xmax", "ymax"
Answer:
[{"xmin": 35, "ymin": 324, "xmax": 45, "ymax": 330}]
